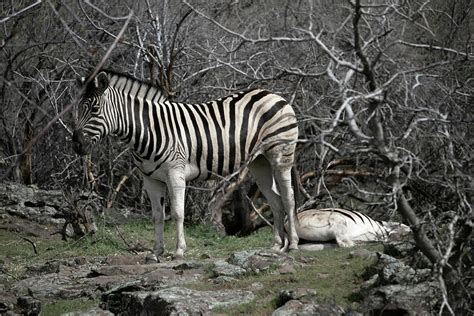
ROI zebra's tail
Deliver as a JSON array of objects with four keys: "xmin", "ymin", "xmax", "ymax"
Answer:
[{"xmin": 291, "ymin": 165, "xmax": 300, "ymax": 223}]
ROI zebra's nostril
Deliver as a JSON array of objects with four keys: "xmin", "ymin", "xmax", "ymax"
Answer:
[
  {"xmin": 72, "ymin": 133, "xmax": 90, "ymax": 155},
  {"xmin": 72, "ymin": 140, "xmax": 83, "ymax": 155}
]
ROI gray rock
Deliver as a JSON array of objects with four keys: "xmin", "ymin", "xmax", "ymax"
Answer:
[
  {"xmin": 383, "ymin": 240, "xmax": 416, "ymax": 258},
  {"xmin": 272, "ymin": 288, "xmax": 348, "ymax": 316},
  {"xmin": 381, "ymin": 260, "xmax": 417, "ymax": 285},
  {"xmin": 212, "ymin": 275, "xmax": 238, "ymax": 284},
  {"xmin": 0, "ymin": 183, "xmax": 65, "ymax": 225},
  {"xmin": 277, "ymin": 288, "xmax": 317, "ymax": 305},
  {"xmin": 172, "ymin": 260, "xmax": 204, "ymax": 271},
  {"xmin": 61, "ymin": 307, "xmax": 114, "ymax": 316},
  {"xmin": 211, "ymin": 260, "xmax": 246, "ymax": 278},
  {"xmin": 89, "ymin": 264, "xmax": 161, "ymax": 277},
  {"xmin": 361, "ymin": 274, "xmax": 379, "ymax": 292},
  {"xmin": 272, "ymin": 299, "xmax": 345, "ymax": 316},
  {"xmin": 103, "ymin": 286, "xmax": 255, "ymax": 315},
  {"xmin": 10, "ymin": 254, "xmax": 208, "ymax": 301},
  {"xmin": 348, "ymin": 249, "xmax": 378, "ymax": 260},
  {"xmin": 371, "ymin": 253, "xmax": 431, "ymax": 285},
  {"xmin": 362, "ymin": 282, "xmax": 440, "ymax": 315},
  {"xmin": 228, "ymin": 250, "xmax": 257, "ymax": 266},
  {"xmin": 229, "ymin": 249, "xmax": 293, "ymax": 274}
]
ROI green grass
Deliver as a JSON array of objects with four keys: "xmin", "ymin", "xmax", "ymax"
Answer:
[
  {"xmin": 189, "ymin": 243, "xmax": 382, "ymax": 314},
  {"xmin": 185, "ymin": 224, "xmax": 271, "ymax": 258},
  {"xmin": 1, "ymin": 220, "xmax": 382, "ymax": 314},
  {"xmin": 40, "ymin": 299, "xmax": 97, "ymax": 316},
  {"xmin": 0, "ymin": 220, "xmax": 272, "ymax": 276}
]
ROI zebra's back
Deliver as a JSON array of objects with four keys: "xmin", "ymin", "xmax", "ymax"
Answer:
[{"xmin": 135, "ymin": 88, "xmax": 298, "ymax": 180}]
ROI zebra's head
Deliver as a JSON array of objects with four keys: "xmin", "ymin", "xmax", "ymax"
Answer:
[
  {"xmin": 72, "ymin": 72, "xmax": 112, "ymax": 155},
  {"xmin": 382, "ymin": 221, "xmax": 411, "ymax": 241}
]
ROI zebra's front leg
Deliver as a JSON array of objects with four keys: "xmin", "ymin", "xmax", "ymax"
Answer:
[
  {"xmin": 166, "ymin": 169, "xmax": 187, "ymax": 259},
  {"xmin": 143, "ymin": 177, "xmax": 167, "ymax": 262}
]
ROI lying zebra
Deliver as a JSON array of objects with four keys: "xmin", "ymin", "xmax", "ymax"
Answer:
[{"xmin": 292, "ymin": 208, "xmax": 411, "ymax": 250}]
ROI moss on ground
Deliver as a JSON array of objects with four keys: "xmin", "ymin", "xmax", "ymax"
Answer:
[{"xmin": 40, "ymin": 298, "xmax": 97, "ymax": 316}]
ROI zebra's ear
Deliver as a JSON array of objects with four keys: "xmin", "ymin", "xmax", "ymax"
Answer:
[
  {"xmin": 76, "ymin": 76, "xmax": 86, "ymax": 86},
  {"xmin": 94, "ymin": 72, "xmax": 109, "ymax": 94}
]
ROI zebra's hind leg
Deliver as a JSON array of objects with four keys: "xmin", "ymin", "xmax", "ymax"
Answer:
[
  {"xmin": 272, "ymin": 165, "xmax": 299, "ymax": 251},
  {"xmin": 166, "ymin": 169, "xmax": 187, "ymax": 259},
  {"xmin": 248, "ymin": 155, "xmax": 286, "ymax": 251},
  {"xmin": 143, "ymin": 177, "xmax": 167, "ymax": 262},
  {"xmin": 265, "ymin": 144, "xmax": 299, "ymax": 251}
]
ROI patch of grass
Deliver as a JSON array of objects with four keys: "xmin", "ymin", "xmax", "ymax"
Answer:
[
  {"xmin": 189, "ymin": 243, "xmax": 382, "ymax": 314},
  {"xmin": 184, "ymin": 225, "xmax": 272, "ymax": 259},
  {"xmin": 0, "ymin": 220, "xmax": 273, "ymax": 273},
  {"xmin": 1, "ymin": 220, "xmax": 383, "ymax": 315},
  {"xmin": 40, "ymin": 298, "xmax": 97, "ymax": 316},
  {"xmin": 0, "ymin": 220, "xmax": 151, "ymax": 280}
]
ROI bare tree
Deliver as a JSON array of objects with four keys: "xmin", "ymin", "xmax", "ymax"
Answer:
[
  {"xmin": 183, "ymin": 0, "xmax": 473, "ymax": 312},
  {"xmin": 0, "ymin": 1, "xmax": 472, "ymax": 311}
]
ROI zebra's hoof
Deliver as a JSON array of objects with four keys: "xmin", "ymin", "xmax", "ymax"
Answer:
[
  {"xmin": 288, "ymin": 245, "xmax": 299, "ymax": 252},
  {"xmin": 145, "ymin": 253, "xmax": 160, "ymax": 263},
  {"xmin": 172, "ymin": 253, "xmax": 184, "ymax": 260},
  {"xmin": 271, "ymin": 243, "xmax": 283, "ymax": 251}
]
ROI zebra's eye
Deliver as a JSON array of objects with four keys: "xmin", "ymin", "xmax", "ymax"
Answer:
[
  {"xmin": 91, "ymin": 106, "xmax": 100, "ymax": 114},
  {"xmin": 90, "ymin": 101, "xmax": 100, "ymax": 113}
]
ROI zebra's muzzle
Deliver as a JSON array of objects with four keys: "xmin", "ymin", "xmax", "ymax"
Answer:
[{"xmin": 72, "ymin": 129, "xmax": 90, "ymax": 156}]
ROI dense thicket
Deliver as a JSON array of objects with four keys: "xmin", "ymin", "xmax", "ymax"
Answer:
[{"xmin": 1, "ymin": 1, "xmax": 472, "ymax": 312}]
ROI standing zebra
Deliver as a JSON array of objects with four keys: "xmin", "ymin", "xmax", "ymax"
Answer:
[{"xmin": 72, "ymin": 70, "xmax": 299, "ymax": 260}]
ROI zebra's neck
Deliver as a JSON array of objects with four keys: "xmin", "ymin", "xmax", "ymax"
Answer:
[{"xmin": 107, "ymin": 73, "xmax": 167, "ymax": 160}]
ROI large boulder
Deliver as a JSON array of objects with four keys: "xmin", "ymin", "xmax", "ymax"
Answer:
[
  {"xmin": 10, "ymin": 256, "xmax": 207, "ymax": 301},
  {"xmin": 0, "ymin": 183, "xmax": 66, "ymax": 225},
  {"xmin": 210, "ymin": 249, "xmax": 295, "ymax": 279},
  {"xmin": 102, "ymin": 286, "xmax": 255, "ymax": 315},
  {"xmin": 272, "ymin": 288, "xmax": 346, "ymax": 316},
  {"xmin": 360, "ymin": 248, "xmax": 440, "ymax": 314},
  {"xmin": 361, "ymin": 282, "xmax": 440, "ymax": 315}
]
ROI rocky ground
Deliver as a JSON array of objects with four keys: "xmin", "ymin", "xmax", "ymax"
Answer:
[{"xmin": 0, "ymin": 183, "xmax": 441, "ymax": 315}]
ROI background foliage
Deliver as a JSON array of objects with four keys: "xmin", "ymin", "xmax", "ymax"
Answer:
[{"xmin": 1, "ymin": 0, "xmax": 472, "ymax": 313}]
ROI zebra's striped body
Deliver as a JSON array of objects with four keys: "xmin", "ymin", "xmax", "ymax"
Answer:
[
  {"xmin": 73, "ymin": 71, "xmax": 299, "ymax": 259},
  {"xmin": 293, "ymin": 208, "xmax": 411, "ymax": 249}
]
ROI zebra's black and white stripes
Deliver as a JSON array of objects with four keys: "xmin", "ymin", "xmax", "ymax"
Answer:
[
  {"xmin": 293, "ymin": 208, "xmax": 411, "ymax": 249},
  {"xmin": 73, "ymin": 70, "xmax": 299, "ymax": 259}
]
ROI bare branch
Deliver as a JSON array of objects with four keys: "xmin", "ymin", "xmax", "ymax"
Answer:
[
  {"xmin": 0, "ymin": 0, "xmax": 42, "ymax": 24},
  {"xmin": 1, "ymin": 10, "xmax": 134, "ymax": 181},
  {"xmin": 397, "ymin": 40, "xmax": 472, "ymax": 59}
]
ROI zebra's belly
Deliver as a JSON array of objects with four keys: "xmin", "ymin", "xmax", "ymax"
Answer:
[
  {"xmin": 136, "ymin": 159, "xmax": 201, "ymax": 182},
  {"xmin": 137, "ymin": 151, "xmax": 258, "ymax": 182}
]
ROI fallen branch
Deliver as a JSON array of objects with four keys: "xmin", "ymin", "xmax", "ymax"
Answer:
[
  {"xmin": 13, "ymin": 231, "xmax": 38, "ymax": 255},
  {"xmin": 209, "ymin": 168, "xmax": 250, "ymax": 229},
  {"xmin": 107, "ymin": 167, "xmax": 137, "ymax": 209},
  {"xmin": 300, "ymin": 169, "xmax": 380, "ymax": 183},
  {"xmin": 114, "ymin": 224, "xmax": 152, "ymax": 254},
  {"xmin": 247, "ymin": 197, "xmax": 273, "ymax": 229}
]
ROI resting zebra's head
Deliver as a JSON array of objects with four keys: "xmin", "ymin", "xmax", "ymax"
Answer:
[
  {"xmin": 382, "ymin": 221, "xmax": 411, "ymax": 240},
  {"xmin": 72, "ymin": 72, "xmax": 113, "ymax": 155}
]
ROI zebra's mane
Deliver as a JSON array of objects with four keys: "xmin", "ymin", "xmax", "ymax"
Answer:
[
  {"xmin": 103, "ymin": 69, "xmax": 163, "ymax": 90},
  {"xmin": 83, "ymin": 69, "xmax": 164, "ymax": 96}
]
